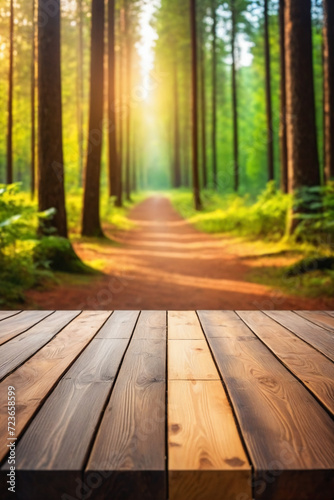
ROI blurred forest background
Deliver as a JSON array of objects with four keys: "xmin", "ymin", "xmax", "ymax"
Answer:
[{"xmin": 0, "ymin": 0, "xmax": 333, "ymax": 307}]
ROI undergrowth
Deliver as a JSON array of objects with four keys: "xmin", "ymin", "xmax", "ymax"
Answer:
[{"xmin": 170, "ymin": 183, "xmax": 334, "ymax": 298}]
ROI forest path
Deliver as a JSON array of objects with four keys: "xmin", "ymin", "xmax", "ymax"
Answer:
[{"xmin": 27, "ymin": 196, "xmax": 333, "ymax": 309}]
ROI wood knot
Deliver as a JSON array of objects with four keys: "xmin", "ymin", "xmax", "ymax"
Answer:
[
  {"xmin": 171, "ymin": 424, "xmax": 181, "ymax": 433},
  {"xmin": 199, "ymin": 456, "xmax": 213, "ymax": 468},
  {"xmin": 225, "ymin": 457, "xmax": 246, "ymax": 467}
]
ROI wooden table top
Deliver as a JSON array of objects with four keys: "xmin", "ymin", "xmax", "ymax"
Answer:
[{"xmin": 0, "ymin": 310, "xmax": 333, "ymax": 500}]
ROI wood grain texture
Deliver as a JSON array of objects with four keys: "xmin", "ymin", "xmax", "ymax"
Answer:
[
  {"xmin": 168, "ymin": 340, "xmax": 220, "ymax": 380},
  {"xmin": 0, "ymin": 309, "xmax": 333, "ymax": 500},
  {"xmin": 168, "ymin": 380, "xmax": 251, "ymax": 500},
  {"xmin": 0, "ymin": 311, "xmax": 79, "ymax": 380},
  {"xmin": 96, "ymin": 310, "xmax": 139, "ymax": 338},
  {"xmin": 197, "ymin": 310, "xmax": 255, "ymax": 339},
  {"xmin": 168, "ymin": 311, "xmax": 204, "ymax": 339},
  {"xmin": 87, "ymin": 338, "xmax": 166, "ymax": 470},
  {"xmin": 294, "ymin": 310, "xmax": 334, "ymax": 331},
  {"xmin": 265, "ymin": 310, "xmax": 334, "ymax": 361},
  {"xmin": 87, "ymin": 336, "xmax": 166, "ymax": 499},
  {"xmin": 0, "ymin": 311, "xmax": 111, "ymax": 462},
  {"xmin": 133, "ymin": 310, "xmax": 166, "ymax": 340},
  {"xmin": 0, "ymin": 310, "xmax": 53, "ymax": 345},
  {"xmin": 0, "ymin": 310, "xmax": 21, "ymax": 321},
  {"xmin": 237, "ymin": 310, "xmax": 334, "ymax": 415},
  {"xmin": 200, "ymin": 311, "xmax": 334, "ymax": 500},
  {"xmin": 7, "ymin": 337, "xmax": 129, "ymax": 470}
]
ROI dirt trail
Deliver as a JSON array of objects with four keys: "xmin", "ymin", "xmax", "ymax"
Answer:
[{"xmin": 27, "ymin": 196, "xmax": 333, "ymax": 309}]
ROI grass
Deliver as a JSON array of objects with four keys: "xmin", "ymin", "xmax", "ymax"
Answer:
[
  {"xmin": 249, "ymin": 266, "xmax": 334, "ymax": 299},
  {"xmin": 169, "ymin": 187, "xmax": 334, "ymax": 300},
  {"xmin": 169, "ymin": 185, "xmax": 290, "ymax": 241}
]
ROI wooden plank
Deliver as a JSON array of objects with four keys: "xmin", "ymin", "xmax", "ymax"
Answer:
[
  {"xmin": 133, "ymin": 310, "xmax": 166, "ymax": 340},
  {"xmin": 238, "ymin": 310, "xmax": 334, "ymax": 415},
  {"xmin": 96, "ymin": 310, "xmax": 139, "ymax": 338},
  {"xmin": 0, "ymin": 311, "xmax": 79, "ymax": 380},
  {"xmin": 295, "ymin": 310, "xmax": 334, "ymax": 332},
  {"xmin": 0, "ymin": 311, "xmax": 112, "ymax": 462},
  {"xmin": 197, "ymin": 310, "xmax": 255, "ymax": 339},
  {"xmin": 265, "ymin": 310, "xmax": 334, "ymax": 361},
  {"xmin": 168, "ymin": 311, "xmax": 204, "ymax": 339},
  {"xmin": 0, "ymin": 310, "xmax": 21, "ymax": 321},
  {"xmin": 6, "ymin": 337, "xmax": 130, "ymax": 471},
  {"xmin": 200, "ymin": 311, "xmax": 334, "ymax": 500},
  {"xmin": 0, "ymin": 310, "xmax": 53, "ymax": 345},
  {"xmin": 168, "ymin": 380, "xmax": 251, "ymax": 500},
  {"xmin": 326, "ymin": 311, "xmax": 334, "ymax": 318},
  {"xmin": 86, "ymin": 333, "xmax": 166, "ymax": 500},
  {"xmin": 168, "ymin": 340, "xmax": 220, "ymax": 380}
]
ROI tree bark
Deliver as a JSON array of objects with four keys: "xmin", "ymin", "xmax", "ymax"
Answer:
[
  {"xmin": 7, "ymin": 0, "xmax": 14, "ymax": 184},
  {"xmin": 199, "ymin": 13, "xmax": 207, "ymax": 189},
  {"xmin": 77, "ymin": 0, "xmax": 84, "ymax": 187},
  {"xmin": 285, "ymin": 0, "xmax": 320, "ymax": 192},
  {"xmin": 115, "ymin": 4, "xmax": 124, "ymax": 207},
  {"xmin": 211, "ymin": 0, "xmax": 217, "ymax": 188},
  {"xmin": 31, "ymin": 0, "xmax": 36, "ymax": 197},
  {"xmin": 190, "ymin": 0, "xmax": 202, "ymax": 210},
  {"xmin": 264, "ymin": 0, "xmax": 274, "ymax": 182},
  {"xmin": 108, "ymin": 0, "xmax": 118, "ymax": 196},
  {"xmin": 82, "ymin": 0, "xmax": 104, "ymax": 237},
  {"xmin": 231, "ymin": 0, "xmax": 239, "ymax": 192},
  {"xmin": 125, "ymin": 13, "xmax": 132, "ymax": 202},
  {"xmin": 323, "ymin": 0, "xmax": 334, "ymax": 181},
  {"xmin": 38, "ymin": 0, "xmax": 67, "ymax": 237},
  {"xmin": 173, "ymin": 58, "xmax": 181, "ymax": 187},
  {"xmin": 279, "ymin": 0, "xmax": 288, "ymax": 192}
]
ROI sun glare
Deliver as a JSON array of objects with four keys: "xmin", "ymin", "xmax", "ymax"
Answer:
[{"xmin": 136, "ymin": 0, "xmax": 160, "ymax": 99}]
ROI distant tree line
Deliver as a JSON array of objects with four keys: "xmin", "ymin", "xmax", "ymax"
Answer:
[
  {"xmin": 1, "ymin": 0, "xmax": 333, "ymax": 237},
  {"xmin": 155, "ymin": 0, "xmax": 333, "ymax": 217}
]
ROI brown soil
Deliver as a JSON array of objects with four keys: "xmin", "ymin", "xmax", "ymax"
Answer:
[{"xmin": 26, "ymin": 196, "xmax": 334, "ymax": 310}]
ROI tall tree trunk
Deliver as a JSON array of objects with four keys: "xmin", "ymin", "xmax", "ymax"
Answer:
[
  {"xmin": 131, "ymin": 116, "xmax": 137, "ymax": 192},
  {"xmin": 108, "ymin": 0, "xmax": 118, "ymax": 196},
  {"xmin": 199, "ymin": 15, "xmax": 207, "ymax": 189},
  {"xmin": 31, "ymin": 0, "xmax": 36, "ymax": 197},
  {"xmin": 231, "ymin": 0, "xmax": 239, "ymax": 192},
  {"xmin": 279, "ymin": 0, "xmax": 288, "ymax": 192},
  {"xmin": 173, "ymin": 58, "xmax": 181, "ymax": 187},
  {"xmin": 77, "ymin": 0, "xmax": 84, "ymax": 187},
  {"xmin": 190, "ymin": 0, "xmax": 202, "ymax": 210},
  {"xmin": 82, "ymin": 0, "xmax": 104, "ymax": 237},
  {"xmin": 38, "ymin": 0, "xmax": 67, "ymax": 237},
  {"xmin": 7, "ymin": 0, "xmax": 14, "ymax": 184},
  {"xmin": 323, "ymin": 0, "xmax": 334, "ymax": 181},
  {"xmin": 115, "ymin": 4, "xmax": 124, "ymax": 207},
  {"xmin": 211, "ymin": 0, "xmax": 217, "ymax": 188},
  {"xmin": 285, "ymin": 0, "xmax": 320, "ymax": 229},
  {"xmin": 124, "ymin": 2, "xmax": 131, "ymax": 201},
  {"xmin": 264, "ymin": 0, "xmax": 274, "ymax": 182},
  {"xmin": 124, "ymin": 0, "xmax": 132, "ymax": 201}
]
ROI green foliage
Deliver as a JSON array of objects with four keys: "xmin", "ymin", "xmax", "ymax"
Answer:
[
  {"xmin": 33, "ymin": 236, "xmax": 95, "ymax": 274},
  {"xmin": 0, "ymin": 184, "xmax": 45, "ymax": 304},
  {"xmin": 285, "ymin": 256, "xmax": 334, "ymax": 278},
  {"xmin": 171, "ymin": 183, "xmax": 290, "ymax": 240},
  {"xmin": 292, "ymin": 183, "xmax": 334, "ymax": 246},
  {"xmin": 0, "ymin": 184, "xmax": 95, "ymax": 305}
]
